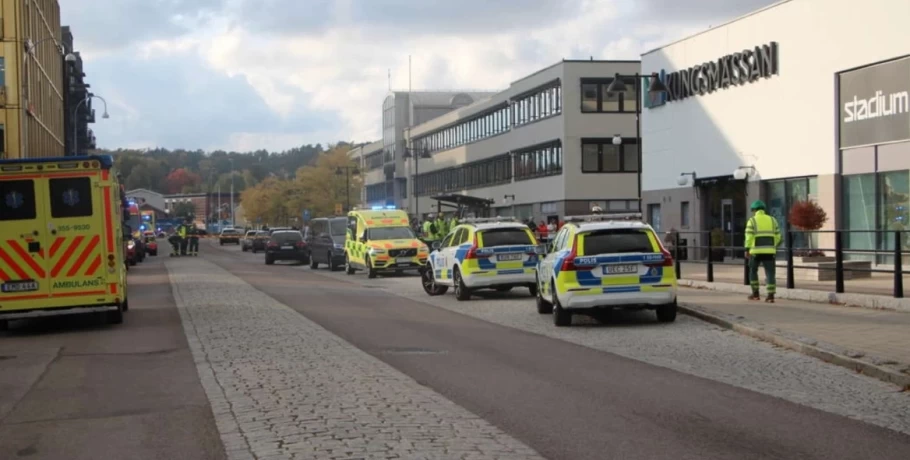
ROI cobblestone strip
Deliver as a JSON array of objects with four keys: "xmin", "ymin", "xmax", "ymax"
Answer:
[{"xmin": 167, "ymin": 258, "xmax": 542, "ymax": 460}]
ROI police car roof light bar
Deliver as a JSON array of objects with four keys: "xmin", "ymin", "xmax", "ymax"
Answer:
[
  {"xmin": 461, "ymin": 216, "xmax": 519, "ymax": 224},
  {"xmin": 564, "ymin": 212, "xmax": 644, "ymax": 223}
]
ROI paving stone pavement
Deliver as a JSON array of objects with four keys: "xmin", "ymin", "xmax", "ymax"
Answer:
[{"xmin": 167, "ymin": 257, "xmax": 543, "ymax": 460}]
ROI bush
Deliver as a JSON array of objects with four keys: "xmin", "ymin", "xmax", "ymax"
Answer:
[
  {"xmin": 788, "ymin": 200, "xmax": 828, "ymax": 231},
  {"xmin": 793, "ymin": 249, "xmax": 826, "ymax": 257}
]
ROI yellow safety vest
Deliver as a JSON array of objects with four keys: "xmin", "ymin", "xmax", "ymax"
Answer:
[{"xmin": 745, "ymin": 211, "xmax": 780, "ymax": 255}]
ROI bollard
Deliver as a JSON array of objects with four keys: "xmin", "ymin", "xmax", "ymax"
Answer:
[
  {"xmin": 786, "ymin": 230, "xmax": 795, "ymax": 289},
  {"xmin": 834, "ymin": 231, "xmax": 844, "ymax": 293},
  {"xmin": 894, "ymin": 230, "xmax": 903, "ymax": 298},
  {"xmin": 707, "ymin": 233, "xmax": 714, "ymax": 283},
  {"xmin": 743, "ymin": 253, "xmax": 750, "ymax": 286},
  {"xmin": 674, "ymin": 232, "xmax": 681, "ymax": 277}
]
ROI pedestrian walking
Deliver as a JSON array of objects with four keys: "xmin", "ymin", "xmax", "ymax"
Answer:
[
  {"xmin": 187, "ymin": 223, "xmax": 200, "ymax": 256},
  {"xmin": 744, "ymin": 200, "xmax": 782, "ymax": 302}
]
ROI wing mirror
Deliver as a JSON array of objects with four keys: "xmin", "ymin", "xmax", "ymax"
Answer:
[
  {"xmin": 359, "ymin": 235, "xmax": 368, "ymax": 243},
  {"xmin": 432, "ymin": 241, "xmax": 441, "ymax": 250},
  {"xmin": 534, "ymin": 244, "xmax": 548, "ymax": 255}
]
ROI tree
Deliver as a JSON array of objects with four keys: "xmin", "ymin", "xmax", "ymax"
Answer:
[
  {"xmin": 788, "ymin": 200, "xmax": 828, "ymax": 255},
  {"xmin": 172, "ymin": 202, "xmax": 197, "ymax": 219},
  {"xmin": 294, "ymin": 144, "xmax": 361, "ymax": 217},
  {"xmin": 165, "ymin": 168, "xmax": 202, "ymax": 194}
]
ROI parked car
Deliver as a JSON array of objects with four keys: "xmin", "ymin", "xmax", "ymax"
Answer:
[
  {"xmin": 251, "ymin": 231, "xmax": 270, "ymax": 253},
  {"xmin": 241, "ymin": 230, "xmax": 258, "ymax": 252},
  {"xmin": 306, "ymin": 217, "xmax": 348, "ymax": 271},
  {"xmin": 265, "ymin": 230, "xmax": 310, "ymax": 265},
  {"xmin": 219, "ymin": 228, "xmax": 242, "ymax": 245}
]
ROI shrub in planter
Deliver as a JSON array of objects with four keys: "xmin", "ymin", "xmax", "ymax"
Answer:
[
  {"xmin": 793, "ymin": 249, "xmax": 827, "ymax": 258},
  {"xmin": 788, "ymin": 200, "xmax": 828, "ymax": 255}
]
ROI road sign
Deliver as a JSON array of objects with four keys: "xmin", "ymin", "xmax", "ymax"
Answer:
[
  {"xmin": 303, "ymin": 209, "xmax": 311, "ymax": 221},
  {"xmin": 335, "ymin": 203, "xmax": 343, "ymax": 215}
]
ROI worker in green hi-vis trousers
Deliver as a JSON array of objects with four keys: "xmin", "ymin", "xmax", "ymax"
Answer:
[{"xmin": 744, "ymin": 200, "xmax": 782, "ymax": 303}]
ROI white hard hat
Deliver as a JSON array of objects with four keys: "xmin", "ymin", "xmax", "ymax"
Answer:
[{"xmin": 591, "ymin": 205, "xmax": 603, "ymax": 213}]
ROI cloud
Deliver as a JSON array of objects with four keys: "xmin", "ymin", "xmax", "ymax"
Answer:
[{"xmin": 65, "ymin": 0, "xmax": 779, "ymax": 152}]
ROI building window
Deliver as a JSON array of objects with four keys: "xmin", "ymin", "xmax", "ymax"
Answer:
[
  {"xmin": 513, "ymin": 82, "xmax": 562, "ymax": 128},
  {"xmin": 0, "ymin": 57, "xmax": 5, "ymax": 87},
  {"xmin": 681, "ymin": 201, "xmax": 690, "ymax": 228},
  {"xmin": 580, "ymin": 138, "xmax": 639, "ymax": 173},
  {"xmin": 513, "ymin": 140, "xmax": 563, "ymax": 181},
  {"xmin": 364, "ymin": 151, "xmax": 383, "ymax": 171},
  {"xmin": 580, "ymin": 77, "xmax": 638, "ymax": 113},
  {"xmin": 540, "ymin": 201, "xmax": 558, "ymax": 214},
  {"xmin": 415, "ymin": 153, "xmax": 512, "ymax": 197},
  {"xmin": 648, "ymin": 204, "xmax": 661, "ymax": 232}
]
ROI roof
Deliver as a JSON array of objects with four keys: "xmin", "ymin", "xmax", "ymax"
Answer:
[
  {"xmin": 0, "ymin": 155, "xmax": 114, "ymax": 169},
  {"xmin": 642, "ymin": 0, "xmax": 792, "ymax": 56},
  {"xmin": 568, "ymin": 221, "xmax": 652, "ymax": 231},
  {"xmin": 395, "ymin": 91, "xmax": 499, "ymax": 108},
  {"xmin": 471, "ymin": 222, "xmax": 530, "ymax": 231}
]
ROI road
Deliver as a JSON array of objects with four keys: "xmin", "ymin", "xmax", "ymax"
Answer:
[{"xmin": 1, "ymin": 239, "xmax": 909, "ymax": 460}]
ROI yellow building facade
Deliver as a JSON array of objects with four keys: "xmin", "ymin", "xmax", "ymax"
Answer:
[{"xmin": 0, "ymin": 0, "xmax": 64, "ymax": 159}]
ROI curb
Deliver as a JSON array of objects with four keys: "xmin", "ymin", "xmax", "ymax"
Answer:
[
  {"xmin": 678, "ymin": 279, "xmax": 910, "ymax": 313},
  {"xmin": 678, "ymin": 303, "xmax": 910, "ymax": 389}
]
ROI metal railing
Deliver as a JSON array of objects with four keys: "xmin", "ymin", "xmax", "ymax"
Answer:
[{"xmin": 667, "ymin": 229, "xmax": 907, "ymax": 298}]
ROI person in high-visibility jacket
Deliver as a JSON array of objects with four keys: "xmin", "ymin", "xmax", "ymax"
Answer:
[
  {"xmin": 744, "ymin": 200, "xmax": 782, "ymax": 302},
  {"xmin": 177, "ymin": 222, "xmax": 188, "ymax": 256},
  {"xmin": 422, "ymin": 214, "xmax": 438, "ymax": 242},
  {"xmin": 186, "ymin": 222, "xmax": 200, "ymax": 256}
]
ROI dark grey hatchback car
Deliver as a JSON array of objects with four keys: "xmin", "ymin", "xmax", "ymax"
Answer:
[
  {"xmin": 265, "ymin": 231, "xmax": 310, "ymax": 265},
  {"xmin": 307, "ymin": 217, "xmax": 347, "ymax": 271}
]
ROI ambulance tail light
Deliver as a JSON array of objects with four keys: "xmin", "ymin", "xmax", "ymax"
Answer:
[{"xmin": 560, "ymin": 237, "xmax": 579, "ymax": 271}]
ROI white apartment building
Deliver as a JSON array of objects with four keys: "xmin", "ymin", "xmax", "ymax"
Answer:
[
  {"xmin": 640, "ymin": 0, "xmax": 910, "ymax": 261},
  {"xmin": 402, "ymin": 60, "xmax": 643, "ymax": 221}
]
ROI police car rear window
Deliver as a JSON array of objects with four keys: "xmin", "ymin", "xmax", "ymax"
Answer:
[
  {"xmin": 479, "ymin": 228, "xmax": 533, "ymax": 247},
  {"xmin": 582, "ymin": 229, "xmax": 654, "ymax": 255},
  {"xmin": 0, "ymin": 179, "xmax": 37, "ymax": 221},
  {"xmin": 49, "ymin": 177, "xmax": 93, "ymax": 218}
]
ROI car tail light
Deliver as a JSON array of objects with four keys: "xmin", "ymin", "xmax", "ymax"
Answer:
[
  {"xmin": 646, "ymin": 247, "xmax": 674, "ymax": 267},
  {"xmin": 560, "ymin": 236, "xmax": 579, "ymax": 271},
  {"xmin": 464, "ymin": 234, "xmax": 489, "ymax": 259},
  {"xmin": 295, "ymin": 241, "xmax": 306, "ymax": 248},
  {"xmin": 268, "ymin": 242, "xmax": 279, "ymax": 249}
]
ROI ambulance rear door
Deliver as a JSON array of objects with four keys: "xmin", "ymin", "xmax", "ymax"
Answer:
[
  {"xmin": 0, "ymin": 172, "xmax": 51, "ymax": 300},
  {"xmin": 45, "ymin": 172, "xmax": 107, "ymax": 297}
]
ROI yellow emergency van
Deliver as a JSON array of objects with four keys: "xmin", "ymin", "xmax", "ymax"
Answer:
[
  {"xmin": 0, "ymin": 155, "xmax": 130, "ymax": 330},
  {"xmin": 344, "ymin": 207, "xmax": 428, "ymax": 278}
]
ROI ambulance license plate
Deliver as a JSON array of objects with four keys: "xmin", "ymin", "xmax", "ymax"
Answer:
[
  {"xmin": 1, "ymin": 280, "xmax": 39, "ymax": 293},
  {"xmin": 397, "ymin": 257, "xmax": 412, "ymax": 265},
  {"xmin": 497, "ymin": 254, "xmax": 522, "ymax": 261},
  {"xmin": 603, "ymin": 264, "xmax": 638, "ymax": 275}
]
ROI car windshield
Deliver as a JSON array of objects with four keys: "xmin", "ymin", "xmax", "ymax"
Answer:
[
  {"xmin": 271, "ymin": 232, "xmax": 302, "ymax": 243},
  {"xmin": 246, "ymin": 231, "xmax": 256, "ymax": 236},
  {"xmin": 222, "ymin": 229, "xmax": 240, "ymax": 235},
  {"xmin": 581, "ymin": 229, "xmax": 655, "ymax": 255},
  {"xmin": 479, "ymin": 228, "xmax": 533, "ymax": 247},
  {"xmin": 329, "ymin": 219, "xmax": 347, "ymax": 236},
  {"xmin": 366, "ymin": 226, "xmax": 414, "ymax": 240}
]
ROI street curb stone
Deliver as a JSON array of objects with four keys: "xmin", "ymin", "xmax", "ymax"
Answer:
[
  {"xmin": 678, "ymin": 279, "xmax": 910, "ymax": 313},
  {"xmin": 678, "ymin": 303, "xmax": 910, "ymax": 389}
]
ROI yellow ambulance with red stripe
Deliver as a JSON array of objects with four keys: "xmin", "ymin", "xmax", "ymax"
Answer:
[
  {"xmin": 344, "ymin": 207, "xmax": 429, "ymax": 278},
  {"xmin": 0, "ymin": 155, "xmax": 129, "ymax": 330}
]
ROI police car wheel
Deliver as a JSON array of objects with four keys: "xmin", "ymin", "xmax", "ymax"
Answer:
[
  {"xmin": 454, "ymin": 268, "xmax": 471, "ymax": 301},
  {"xmin": 421, "ymin": 267, "xmax": 448, "ymax": 296},
  {"xmin": 553, "ymin": 293, "xmax": 571, "ymax": 327},
  {"xmin": 656, "ymin": 302, "xmax": 677, "ymax": 323},
  {"xmin": 535, "ymin": 282, "xmax": 552, "ymax": 314}
]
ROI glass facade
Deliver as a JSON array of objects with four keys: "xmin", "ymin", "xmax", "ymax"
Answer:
[
  {"xmin": 765, "ymin": 176, "xmax": 818, "ymax": 253},
  {"xmin": 842, "ymin": 171, "xmax": 910, "ymax": 264}
]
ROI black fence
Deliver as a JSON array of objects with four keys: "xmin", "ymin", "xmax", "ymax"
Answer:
[{"xmin": 667, "ymin": 229, "xmax": 907, "ymax": 298}]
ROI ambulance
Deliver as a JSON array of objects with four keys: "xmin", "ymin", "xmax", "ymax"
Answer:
[
  {"xmin": 343, "ymin": 207, "xmax": 429, "ymax": 278},
  {"xmin": 0, "ymin": 155, "xmax": 130, "ymax": 330}
]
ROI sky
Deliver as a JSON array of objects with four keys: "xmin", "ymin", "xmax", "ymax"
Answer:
[{"xmin": 61, "ymin": 0, "xmax": 778, "ymax": 153}]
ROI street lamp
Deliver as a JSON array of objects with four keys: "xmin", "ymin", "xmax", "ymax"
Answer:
[
  {"xmin": 229, "ymin": 158, "xmax": 235, "ymax": 227},
  {"xmin": 733, "ymin": 165, "xmax": 757, "ymax": 181},
  {"xmin": 402, "ymin": 141, "xmax": 431, "ymax": 216},
  {"xmin": 72, "ymin": 94, "xmax": 110, "ymax": 156},
  {"xmin": 335, "ymin": 165, "xmax": 360, "ymax": 213},
  {"xmin": 677, "ymin": 171, "xmax": 697, "ymax": 187},
  {"xmin": 604, "ymin": 72, "xmax": 668, "ymax": 211}
]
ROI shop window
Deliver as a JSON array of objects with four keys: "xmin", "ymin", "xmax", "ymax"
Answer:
[
  {"xmin": 879, "ymin": 170, "xmax": 910, "ymax": 265},
  {"xmin": 843, "ymin": 174, "xmax": 876, "ymax": 262},
  {"xmin": 681, "ymin": 201, "xmax": 690, "ymax": 228}
]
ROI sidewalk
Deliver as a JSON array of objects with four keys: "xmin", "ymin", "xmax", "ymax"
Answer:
[{"xmin": 678, "ymin": 288, "xmax": 910, "ymax": 388}]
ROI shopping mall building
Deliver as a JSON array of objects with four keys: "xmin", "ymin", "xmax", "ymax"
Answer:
[{"xmin": 641, "ymin": 0, "xmax": 909, "ymax": 259}]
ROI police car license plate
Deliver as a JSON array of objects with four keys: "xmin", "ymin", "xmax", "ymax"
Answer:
[
  {"xmin": 603, "ymin": 264, "xmax": 638, "ymax": 275},
  {"xmin": 396, "ymin": 257, "xmax": 412, "ymax": 265},
  {"xmin": 1, "ymin": 280, "xmax": 39, "ymax": 293},
  {"xmin": 497, "ymin": 254, "xmax": 522, "ymax": 261}
]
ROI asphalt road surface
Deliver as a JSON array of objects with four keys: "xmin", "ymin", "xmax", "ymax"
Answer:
[
  {"xmin": 0, "ymin": 256, "xmax": 225, "ymax": 460},
  {"xmin": 205, "ymin": 242, "xmax": 910, "ymax": 460}
]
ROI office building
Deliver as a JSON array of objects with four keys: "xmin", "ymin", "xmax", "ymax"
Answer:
[
  {"xmin": 0, "ymin": 0, "xmax": 65, "ymax": 159},
  {"xmin": 62, "ymin": 26, "xmax": 96, "ymax": 156},
  {"xmin": 354, "ymin": 90, "xmax": 498, "ymax": 210},
  {"xmin": 640, "ymin": 0, "xmax": 909, "ymax": 261},
  {"xmin": 402, "ymin": 60, "xmax": 642, "ymax": 221}
]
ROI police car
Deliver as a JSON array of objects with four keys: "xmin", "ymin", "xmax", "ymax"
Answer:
[
  {"xmin": 421, "ymin": 217, "xmax": 540, "ymax": 301},
  {"xmin": 535, "ymin": 213, "xmax": 677, "ymax": 327}
]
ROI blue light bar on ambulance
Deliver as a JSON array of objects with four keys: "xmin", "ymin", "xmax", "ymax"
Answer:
[
  {"xmin": 140, "ymin": 224, "xmax": 147, "ymax": 230},
  {"xmin": 385, "ymin": 205, "xmax": 396, "ymax": 209},
  {"xmin": 142, "ymin": 215, "xmax": 151, "ymax": 221}
]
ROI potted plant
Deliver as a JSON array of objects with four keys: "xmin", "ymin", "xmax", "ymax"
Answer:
[
  {"xmin": 788, "ymin": 200, "xmax": 828, "ymax": 260},
  {"xmin": 709, "ymin": 228, "xmax": 725, "ymax": 262}
]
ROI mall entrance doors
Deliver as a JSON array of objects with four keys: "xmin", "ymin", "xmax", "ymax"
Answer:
[{"xmin": 697, "ymin": 176, "xmax": 747, "ymax": 259}]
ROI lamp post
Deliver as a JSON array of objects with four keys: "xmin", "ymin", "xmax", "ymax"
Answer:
[
  {"xmin": 229, "ymin": 158, "xmax": 235, "ymax": 227},
  {"xmin": 335, "ymin": 165, "xmax": 360, "ymax": 213},
  {"xmin": 402, "ymin": 141, "xmax": 431, "ymax": 216},
  {"xmin": 605, "ymin": 73, "xmax": 669, "ymax": 211},
  {"xmin": 72, "ymin": 94, "xmax": 109, "ymax": 155}
]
